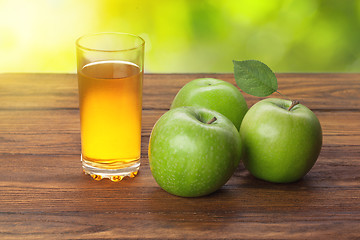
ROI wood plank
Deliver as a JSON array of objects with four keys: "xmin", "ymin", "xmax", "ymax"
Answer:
[
  {"xmin": 1, "ymin": 73, "xmax": 359, "ymax": 110},
  {"xmin": 0, "ymin": 152, "xmax": 359, "ymax": 238},
  {"xmin": 143, "ymin": 73, "xmax": 360, "ymax": 111},
  {"xmin": 0, "ymin": 73, "xmax": 78, "ymax": 109},
  {"xmin": 0, "ymin": 141, "xmax": 359, "ymax": 187},
  {"xmin": 1, "ymin": 210, "xmax": 359, "ymax": 239},
  {"xmin": 0, "ymin": 109, "xmax": 358, "ymax": 155}
]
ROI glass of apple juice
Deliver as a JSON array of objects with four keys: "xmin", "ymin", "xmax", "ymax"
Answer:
[{"xmin": 76, "ymin": 32, "xmax": 144, "ymax": 181}]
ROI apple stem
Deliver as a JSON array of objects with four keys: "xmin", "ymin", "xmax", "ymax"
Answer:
[
  {"xmin": 207, "ymin": 117, "xmax": 217, "ymax": 124},
  {"xmin": 288, "ymin": 100, "xmax": 300, "ymax": 111}
]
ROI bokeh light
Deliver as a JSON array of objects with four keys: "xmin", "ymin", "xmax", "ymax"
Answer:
[{"xmin": 0, "ymin": 0, "xmax": 359, "ymax": 73}]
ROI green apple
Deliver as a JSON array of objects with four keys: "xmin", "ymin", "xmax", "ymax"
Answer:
[
  {"xmin": 240, "ymin": 98, "xmax": 322, "ymax": 183},
  {"xmin": 170, "ymin": 78, "xmax": 248, "ymax": 130},
  {"xmin": 148, "ymin": 107, "xmax": 243, "ymax": 197}
]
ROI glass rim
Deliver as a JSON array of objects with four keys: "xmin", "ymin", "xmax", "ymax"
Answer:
[{"xmin": 76, "ymin": 32, "xmax": 145, "ymax": 53}]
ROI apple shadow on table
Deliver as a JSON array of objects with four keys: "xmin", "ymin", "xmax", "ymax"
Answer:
[
  {"xmin": 142, "ymin": 161, "xmax": 325, "ymax": 234},
  {"xmin": 232, "ymin": 163, "xmax": 316, "ymax": 189},
  {"xmin": 145, "ymin": 187, "xmax": 245, "ymax": 234},
  {"xmin": 228, "ymin": 163, "xmax": 325, "ymax": 209}
]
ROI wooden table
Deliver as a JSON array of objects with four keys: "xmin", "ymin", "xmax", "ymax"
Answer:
[{"xmin": 1, "ymin": 73, "xmax": 359, "ymax": 239}]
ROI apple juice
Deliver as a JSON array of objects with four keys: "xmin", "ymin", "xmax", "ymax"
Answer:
[{"xmin": 78, "ymin": 60, "xmax": 142, "ymax": 169}]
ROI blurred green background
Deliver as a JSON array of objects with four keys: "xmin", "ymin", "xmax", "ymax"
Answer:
[{"xmin": 1, "ymin": 0, "xmax": 359, "ymax": 73}]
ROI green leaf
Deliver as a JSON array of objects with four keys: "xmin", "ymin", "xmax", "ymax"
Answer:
[{"xmin": 233, "ymin": 60, "xmax": 278, "ymax": 97}]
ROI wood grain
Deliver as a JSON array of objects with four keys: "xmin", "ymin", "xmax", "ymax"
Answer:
[
  {"xmin": 0, "ymin": 73, "xmax": 359, "ymax": 239},
  {"xmin": 1, "ymin": 73, "xmax": 359, "ymax": 110}
]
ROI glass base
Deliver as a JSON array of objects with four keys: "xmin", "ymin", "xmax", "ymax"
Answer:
[{"xmin": 82, "ymin": 157, "xmax": 140, "ymax": 182}]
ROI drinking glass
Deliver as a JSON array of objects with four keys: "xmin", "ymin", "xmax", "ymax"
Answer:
[{"xmin": 76, "ymin": 32, "xmax": 144, "ymax": 181}]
